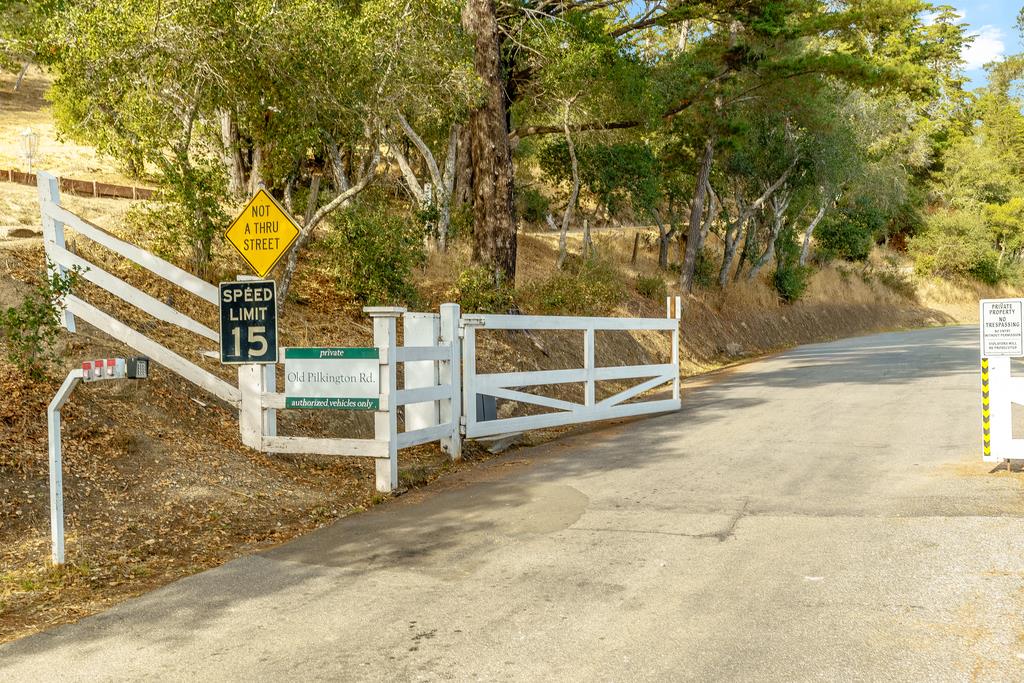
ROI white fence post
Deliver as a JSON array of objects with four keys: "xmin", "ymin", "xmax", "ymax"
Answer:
[
  {"xmin": 37, "ymin": 172, "xmax": 76, "ymax": 332},
  {"xmin": 403, "ymin": 312, "xmax": 440, "ymax": 431},
  {"xmin": 238, "ymin": 364, "xmax": 266, "ymax": 449},
  {"xmin": 264, "ymin": 364, "xmax": 277, "ymax": 438},
  {"xmin": 461, "ymin": 318, "xmax": 483, "ymax": 440},
  {"xmin": 367, "ymin": 307, "xmax": 404, "ymax": 492},
  {"xmin": 584, "ymin": 326, "xmax": 596, "ymax": 407},
  {"xmin": 669, "ymin": 296, "xmax": 682, "ymax": 400},
  {"xmin": 440, "ymin": 303, "xmax": 462, "ymax": 460}
]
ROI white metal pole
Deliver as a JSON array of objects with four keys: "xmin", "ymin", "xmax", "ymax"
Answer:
[{"xmin": 47, "ymin": 369, "xmax": 83, "ymax": 566}]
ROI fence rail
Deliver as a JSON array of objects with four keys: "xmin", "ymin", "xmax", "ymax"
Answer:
[
  {"xmin": 7, "ymin": 168, "xmax": 155, "ymax": 200},
  {"xmin": 38, "ymin": 172, "xmax": 237, "ymax": 406}
]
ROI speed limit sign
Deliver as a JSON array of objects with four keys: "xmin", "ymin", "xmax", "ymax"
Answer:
[{"xmin": 219, "ymin": 280, "xmax": 278, "ymax": 364}]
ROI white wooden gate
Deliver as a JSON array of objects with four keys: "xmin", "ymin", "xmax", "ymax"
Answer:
[{"xmin": 461, "ymin": 313, "xmax": 681, "ymax": 439}]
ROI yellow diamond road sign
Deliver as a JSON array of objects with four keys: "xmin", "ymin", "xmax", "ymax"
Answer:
[{"xmin": 225, "ymin": 189, "xmax": 301, "ymax": 278}]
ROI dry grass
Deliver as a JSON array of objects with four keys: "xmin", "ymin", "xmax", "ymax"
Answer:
[
  {"xmin": 916, "ymin": 276, "xmax": 1024, "ymax": 323},
  {"xmin": 0, "ymin": 182, "xmax": 135, "ymax": 236},
  {"xmin": 0, "ymin": 67, "xmax": 137, "ymax": 184}
]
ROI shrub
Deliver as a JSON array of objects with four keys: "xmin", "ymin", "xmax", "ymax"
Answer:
[
  {"xmin": 814, "ymin": 213, "xmax": 873, "ymax": 262},
  {"xmin": 772, "ymin": 223, "xmax": 814, "ymax": 303},
  {"xmin": 910, "ymin": 211, "xmax": 1001, "ymax": 284},
  {"xmin": 772, "ymin": 265, "xmax": 811, "ymax": 303},
  {"xmin": 128, "ymin": 158, "xmax": 228, "ymax": 279},
  {"xmin": 635, "ymin": 273, "xmax": 667, "ymax": 301},
  {"xmin": 523, "ymin": 256, "xmax": 625, "ymax": 315},
  {"xmin": 693, "ymin": 249, "xmax": 717, "ymax": 289},
  {"xmin": 449, "ymin": 266, "xmax": 516, "ymax": 313},
  {"xmin": 318, "ymin": 206, "xmax": 425, "ymax": 305},
  {"xmin": 0, "ymin": 264, "xmax": 81, "ymax": 380}
]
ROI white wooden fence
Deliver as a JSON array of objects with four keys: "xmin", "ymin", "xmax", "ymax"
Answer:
[
  {"xmin": 39, "ymin": 171, "xmax": 682, "ymax": 494},
  {"xmin": 38, "ymin": 173, "xmax": 240, "ymax": 405}
]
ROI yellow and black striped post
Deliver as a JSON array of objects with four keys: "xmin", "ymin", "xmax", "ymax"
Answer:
[{"xmin": 982, "ymin": 358, "xmax": 991, "ymax": 458}]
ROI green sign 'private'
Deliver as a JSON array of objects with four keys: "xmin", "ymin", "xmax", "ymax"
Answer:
[{"xmin": 284, "ymin": 347, "xmax": 380, "ymax": 410}]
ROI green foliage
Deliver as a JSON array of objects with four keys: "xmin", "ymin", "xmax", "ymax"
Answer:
[
  {"xmin": 772, "ymin": 222, "xmax": 811, "ymax": 302},
  {"xmin": 910, "ymin": 211, "xmax": 1002, "ymax": 284},
  {"xmin": 814, "ymin": 207, "xmax": 877, "ymax": 262},
  {"xmin": 522, "ymin": 257, "xmax": 624, "ymax": 315},
  {"xmin": 873, "ymin": 257, "xmax": 917, "ymax": 299},
  {"xmin": 318, "ymin": 207, "xmax": 425, "ymax": 306},
  {"xmin": 635, "ymin": 274, "xmax": 666, "ymax": 301},
  {"xmin": 517, "ymin": 186, "xmax": 550, "ymax": 225},
  {"xmin": 0, "ymin": 0, "xmax": 68, "ymax": 72},
  {"xmin": 692, "ymin": 250, "xmax": 717, "ymax": 289},
  {"xmin": 448, "ymin": 266, "xmax": 515, "ymax": 313},
  {"xmin": 128, "ymin": 158, "xmax": 228, "ymax": 278},
  {"xmin": 772, "ymin": 265, "xmax": 812, "ymax": 303},
  {"xmin": 540, "ymin": 141, "xmax": 659, "ymax": 217},
  {"xmin": 0, "ymin": 265, "xmax": 80, "ymax": 380}
]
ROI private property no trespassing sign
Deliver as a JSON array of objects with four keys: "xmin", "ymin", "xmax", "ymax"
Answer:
[{"xmin": 980, "ymin": 299, "xmax": 1024, "ymax": 358}]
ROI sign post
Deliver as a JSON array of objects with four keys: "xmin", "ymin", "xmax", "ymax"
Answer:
[{"xmin": 979, "ymin": 298, "xmax": 1024, "ymax": 463}]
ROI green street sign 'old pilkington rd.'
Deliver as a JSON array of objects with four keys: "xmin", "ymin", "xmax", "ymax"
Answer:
[{"xmin": 284, "ymin": 347, "xmax": 380, "ymax": 410}]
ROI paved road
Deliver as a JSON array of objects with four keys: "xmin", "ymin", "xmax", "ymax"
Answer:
[{"xmin": 3, "ymin": 326, "xmax": 1023, "ymax": 681}]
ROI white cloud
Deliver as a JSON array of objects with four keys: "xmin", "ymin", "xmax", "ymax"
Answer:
[{"xmin": 962, "ymin": 25, "xmax": 1006, "ymax": 70}]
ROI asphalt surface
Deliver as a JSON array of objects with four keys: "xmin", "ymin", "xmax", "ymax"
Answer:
[{"xmin": 3, "ymin": 325, "xmax": 1023, "ymax": 681}]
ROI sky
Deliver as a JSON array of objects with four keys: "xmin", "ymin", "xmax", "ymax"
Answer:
[{"xmin": 952, "ymin": 1, "xmax": 1021, "ymax": 89}]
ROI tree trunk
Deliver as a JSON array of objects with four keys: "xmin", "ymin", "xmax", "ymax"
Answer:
[
  {"xmin": 799, "ymin": 194, "xmax": 832, "ymax": 266},
  {"xmin": 463, "ymin": 0, "xmax": 517, "ymax": 286},
  {"xmin": 747, "ymin": 192, "xmax": 789, "ymax": 280},
  {"xmin": 653, "ymin": 208, "xmax": 675, "ymax": 269},
  {"xmin": 439, "ymin": 125, "xmax": 459, "ymax": 251},
  {"xmin": 680, "ymin": 139, "xmax": 714, "ymax": 292},
  {"xmin": 248, "ymin": 146, "xmax": 265, "ymax": 195},
  {"xmin": 582, "ymin": 218, "xmax": 593, "ymax": 258},
  {"xmin": 14, "ymin": 61, "xmax": 31, "ymax": 92},
  {"xmin": 718, "ymin": 217, "xmax": 744, "ymax": 288},
  {"xmin": 454, "ymin": 124, "xmax": 473, "ymax": 207},
  {"xmin": 219, "ymin": 110, "xmax": 246, "ymax": 197},
  {"xmin": 733, "ymin": 212, "xmax": 758, "ymax": 282},
  {"xmin": 557, "ymin": 107, "xmax": 581, "ymax": 269}
]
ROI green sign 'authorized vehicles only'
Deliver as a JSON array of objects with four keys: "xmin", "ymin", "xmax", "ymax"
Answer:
[{"xmin": 284, "ymin": 347, "xmax": 380, "ymax": 410}]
